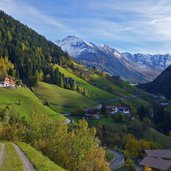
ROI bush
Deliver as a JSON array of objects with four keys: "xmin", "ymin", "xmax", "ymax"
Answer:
[{"xmin": 112, "ymin": 113, "xmax": 125, "ymax": 122}]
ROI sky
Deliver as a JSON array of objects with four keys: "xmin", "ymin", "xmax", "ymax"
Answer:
[{"xmin": 1, "ymin": 0, "xmax": 171, "ymax": 54}]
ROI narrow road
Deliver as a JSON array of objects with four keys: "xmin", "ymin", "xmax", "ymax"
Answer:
[
  {"xmin": 110, "ymin": 150, "xmax": 124, "ymax": 171},
  {"xmin": 13, "ymin": 144, "xmax": 36, "ymax": 171},
  {"xmin": 97, "ymin": 95, "xmax": 138, "ymax": 103},
  {"xmin": 0, "ymin": 143, "xmax": 5, "ymax": 169}
]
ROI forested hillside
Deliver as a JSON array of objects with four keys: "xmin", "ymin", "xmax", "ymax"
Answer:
[
  {"xmin": 138, "ymin": 65, "xmax": 171, "ymax": 99},
  {"xmin": 0, "ymin": 10, "xmax": 71, "ymax": 85}
]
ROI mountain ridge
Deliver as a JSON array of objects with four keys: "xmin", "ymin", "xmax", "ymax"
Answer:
[
  {"xmin": 137, "ymin": 65, "xmax": 171, "ymax": 99},
  {"xmin": 56, "ymin": 36, "xmax": 171, "ymax": 83}
]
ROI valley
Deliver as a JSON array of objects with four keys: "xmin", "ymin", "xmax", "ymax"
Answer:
[{"xmin": 0, "ymin": 8, "xmax": 171, "ymax": 171}]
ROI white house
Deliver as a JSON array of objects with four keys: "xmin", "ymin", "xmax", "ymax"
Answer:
[
  {"xmin": 0, "ymin": 76, "xmax": 16, "ymax": 88},
  {"xmin": 106, "ymin": 106, "xmax": 130, "ymax": 115}
]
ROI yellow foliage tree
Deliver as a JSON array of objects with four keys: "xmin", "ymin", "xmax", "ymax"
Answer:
[
  {"xmin": 125, "ymin": 134, "xmax": 140, "ymax": 158},
  {"xmin": 0, "ymin": 57, "xmax": 14, "ymax": 76},
  {"xmin": 144, "ymin": 166, "xmax": 153, "ymax": 171}
]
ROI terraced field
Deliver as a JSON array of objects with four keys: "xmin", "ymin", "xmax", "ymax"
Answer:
[{"xmin": 0, "ymin": 142, "xmax": 65, "ymax": 171}]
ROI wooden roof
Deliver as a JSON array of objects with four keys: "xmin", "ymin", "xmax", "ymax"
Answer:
[
  {"xmin": 145, "ymin": 150, "xmax": 171, "ymax": 159},
  {"xmin": 139, "ymin": 156, "xmax": 171, "ymax": 170}
]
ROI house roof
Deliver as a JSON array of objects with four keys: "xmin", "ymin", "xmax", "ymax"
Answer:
[
  {"xmin": 106, "ymin": 106, "xmax": 115, "ymax": 109},
  {"xmin": 145, "ymin": 150, "xmax": 171, "ymax": 159},
  {"xmin": 139, "ymin": 156, "xmax": 171, "ymax": 170},
  {"xmin": 0, "ymin": 76, "xmax": 15, "ymax": 81}
]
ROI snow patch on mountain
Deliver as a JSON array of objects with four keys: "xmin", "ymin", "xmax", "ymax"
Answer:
[{"xmin": 56, "ymin": 36, "xmax": 171, "ymax": 83}]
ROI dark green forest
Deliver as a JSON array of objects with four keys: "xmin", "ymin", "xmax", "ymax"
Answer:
[
  {"xmin": 138, "ymin": 65, "xmax": 171, "ymax": 99},
  {"xmin": 0, "ymin": 10, "xmax": 72, "ymax": 86}
]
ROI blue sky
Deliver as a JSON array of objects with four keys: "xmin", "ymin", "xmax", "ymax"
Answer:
[{"xmin": 1, "ymin": 0, "xmax": 171, "ymax": 54}]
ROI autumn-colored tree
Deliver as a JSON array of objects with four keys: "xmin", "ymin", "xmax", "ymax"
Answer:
[
  {"xmin": 125, "ymin": 134, "xmax": 140, "ymax": 158},
  {"xmin": 144, "ymin": 166, "xmax": 153, "ymax": 171},
  {"xmin": 0, "ymin": 57, "xmax": 14, "ymax": 76},
  {"xmin": 124, "ymin": 158, "xmax": 135, "ymax": 171},
  {"xmin": 69, "ymin": 121, "xmax": 99, "ymax": 170},
  {"xmin": 82, "ymin": 147, "xmax": 110, "ymax": 171},
  {"xmin": 23, "ymin": 114, "xmax": 109, "ymax": 171},
  {"xmin": 101, "ymin": 71, "xmax": 106, "ymax": 78}
]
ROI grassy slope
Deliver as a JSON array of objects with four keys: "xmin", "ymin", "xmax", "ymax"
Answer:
[
  {"xmin": 0, "ymin": 87, "xmax": 64, "ymax": 120},
  {"xmin": 17, "ymin": 142, "xmax": 65, "ymax": 171},
  {"xmin": 33, "ymin": 82, "xmax": 97, "ymax": 113},
  {"xmin": 144, "ymin": 128, "xmax": 171, "ymax": 149},
  {"xmin": 122, "ymin": 97, "xmax": 150, "ymax": 109},
  {"xmin": 73, "ymin": 62, "xmax": 135, "ymax": 96},
  {"xmin": 2, "ymin": 143, "xmax": 24, "ymax": 171},
  {"xmin": 54, "ymin": 64, "xmax": 117, "ymax": 100},
  {"xmin": 90, "ymin": 73, "xmax": 132, "ymax": 97},
  {"xmin": 54, "ymin": 64, "xmax": 151, "ymax": 110}
]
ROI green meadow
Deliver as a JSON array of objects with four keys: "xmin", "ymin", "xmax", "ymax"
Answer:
[
  {"xmin": 0, "ymin": 87, "xmax": 64, "ymax": 120},
  {"xmin": 33, "ymin": 82, "xmax": 97, "ymax": 113}
]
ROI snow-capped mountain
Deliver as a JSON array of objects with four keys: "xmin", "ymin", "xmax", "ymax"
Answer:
[
  {"xmin": 56, "ymin": 36, "xmax": 171, "ymax": 83},
  {"xmin": 55, "ymin": 36, "xmax": 96, "ymax": 58},
  {"xmin": 122, "ymin": 53, "xmax": 171, "ymax": 69}
]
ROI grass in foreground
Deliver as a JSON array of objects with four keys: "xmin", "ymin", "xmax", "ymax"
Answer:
[
  {"xmin": 2, "ymin": 143, "xmax": 24, "ymax": 171},
  {"xmin": 0, "ymin": 87, "xmax": 64, "ymax": 120},
  {"xmin": 17, "ymin": 142, "xmax": 66, "ymax": 171}
]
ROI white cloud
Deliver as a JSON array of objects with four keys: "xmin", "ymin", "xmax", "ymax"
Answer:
[
  {"xmin": 0, "ymin": 0, "xmax": 76, "ymax": 36},
  {"xmin": 85, "ymin": 0, "xmax": 171, "ymax": 41},
  {"xmin": 1, "ymin": 0, "xmax": 171, "ymax": 53}
]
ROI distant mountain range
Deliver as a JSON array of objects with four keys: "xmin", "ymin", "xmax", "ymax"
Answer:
[
  {"xmin": 56, "ymin": 36, "xmax": 171, "ymax": 83},
  {"xmin": 138, "ymin": 65, "xmax": 171, "ymax": 99}
]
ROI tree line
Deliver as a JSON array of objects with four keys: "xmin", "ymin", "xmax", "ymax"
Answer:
[
  {"xmin": 0, "ymin": 105, "xmax": 109, "ymax": 171},
  {"xmin": 0, "ymin": 11, "xmax": 71, "ymax": 85}
]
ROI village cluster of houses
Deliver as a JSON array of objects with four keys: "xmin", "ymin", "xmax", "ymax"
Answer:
[
  {"xmin": 106, "ymin": 105, "xmax": 130, "ymax": 115},
  {"xmin": 152, "ymin": 94, "xmax": 170, "ymax": 107},
  {"xmin": 84, "ymin": 104, "xmax": 130, "ymax": 120},
  {"xmin": 0, "ymin": 76, "xmax": 17, "ymax": 88}
]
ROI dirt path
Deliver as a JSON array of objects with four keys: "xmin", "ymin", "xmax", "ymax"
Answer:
[
  {"xmin": 13, "ymin": 144, "xmax": 36, "ymax": 171},
  {"xmin": 0, "ymin": 143, "xmax": 5, "ymax": 169}
]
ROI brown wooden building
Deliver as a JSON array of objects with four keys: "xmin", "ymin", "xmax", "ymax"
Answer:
[
  {"xmin": 139, "ymin": 150, "xmax": 171, "ymax": 171},
  {"xmin": 0, "ymin": 76, "xmax": 16, "ymax": 88}
]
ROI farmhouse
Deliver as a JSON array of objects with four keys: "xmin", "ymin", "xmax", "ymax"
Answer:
[
  {"xmin": 139, "ymin": 150, "xmax": 171, "ymax": 171},
  {"xmin": 0, "ymin": 76, "xmax": 16, "ymax": 88},
  {"xmin": 106, "ymin": 106, "xmax": 118, "ymax": 114},
  {"xmin": 84, "ymin": 105, "xmax": 102, "ymax": 120},
  {"xmin": 117, "ymin": 107, "xmax": 130, "ymax": 114},
  {"xmin": 106, "ymin": 106, "xmax": 130, "ymax": 115}
]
